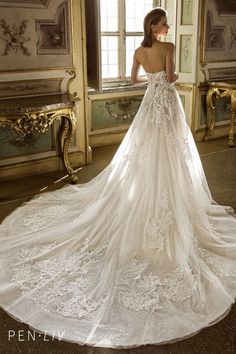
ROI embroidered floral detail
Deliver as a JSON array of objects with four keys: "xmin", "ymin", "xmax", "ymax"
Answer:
[
  {"xmin": 139, "ymin": 139, "xmax": 153, "ymax": 161},
  {"xmin": 196, "ymin": 246, "xmax": 236, "ymax": 277},
  {"xmin": 145, "ymin": 190, "xmax": 174, "ymax": 250},
  {"xmin": 161, "ymin": 267, "xmax": 197, "ymax": 301},
  {"xmin": 180, "ymin": 138, "xmax": 193, "ymax": 162},
  {"xmin": 193, "ymin": 232, "xmax": 236, "ymax": 277},
  {"xmin": 144, "ymin": 72, "xmax": 175, "ymax": 131},
  {"xmin": 18, "ymin": 241, "xmax": 57, "ymax": 260},
  {"xmin": 119, "ymin": 254, "xmax": 197, "ymax": 312},
  {"xmin": 23, "ymin": 205, "xmax": 67, "ymax": 231},
  {"xmin": 11, "ymin": 240, "xmax": 109, "ymax": 318},
  {"xmin": 118, "ymin": 256, "xmax": 162, "ymax": 312},
  {"xmin": 165, "ymin": 130, "xmax": 177, "ymax": 146}
]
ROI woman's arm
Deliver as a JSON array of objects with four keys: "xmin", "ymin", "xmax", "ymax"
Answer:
[
  {"xmin": 165, "ymin": 43, "xmax": 178, "ymax": 83},
  {"xmin": 130, "ymin": 51, "xmax": 148, "ymax": 86}
]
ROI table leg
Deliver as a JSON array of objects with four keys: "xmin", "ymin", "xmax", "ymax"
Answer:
[
  {"xmin": 59, "ymin": 112, "xmax": 78, "ymax": 183},
  {"xmin": 205, "ymin": 88, "xmax": 216, "ymax": 139},
  {"xmin": 229, "ymin": 91, "xmax": 236, "ymax": 147}
]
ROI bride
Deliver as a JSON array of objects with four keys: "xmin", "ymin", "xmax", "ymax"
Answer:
[{"xmin": 0, "ymin": 7, "xmax": 236, "ymax": 349}]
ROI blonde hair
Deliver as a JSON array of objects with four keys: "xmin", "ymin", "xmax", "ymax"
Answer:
[{"xmin": 141, "ymin": 7, "xmax": 167, "ymax": 48}]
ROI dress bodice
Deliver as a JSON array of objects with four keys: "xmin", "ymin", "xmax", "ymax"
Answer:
[
  {"xmin": 145, "ymin": 70, "xmax": 172, "ymax": 98},
  {"xmin": 145, "ymin": 70, "xmax": 168, "ymax": 84}
]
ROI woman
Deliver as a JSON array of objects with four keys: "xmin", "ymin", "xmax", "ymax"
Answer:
[{"xmin": 0, "ymin": 7, "xmax": 236, "ymax": 349}]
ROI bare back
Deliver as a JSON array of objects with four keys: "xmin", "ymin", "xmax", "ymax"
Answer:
[
  {"xmin": 135, "ymin": 42, "xmax": 169, "ymax": 74},
  {"xmin": 131, "ymin": 41, "xmax": 176, "ymax": 84}
]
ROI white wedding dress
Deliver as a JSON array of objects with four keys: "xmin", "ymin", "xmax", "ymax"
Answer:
[{"xmin": 0, "ymin": 71, "xmax": 236, "ymax": 348}]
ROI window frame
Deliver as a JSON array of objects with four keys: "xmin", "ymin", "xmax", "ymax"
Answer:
[
  {"xmin": 85, "ymin": 0, "xmax": 175, "ymax": 92},
  {"xmin": 101, "ymin": 0, "xmax": 160, "ymax": 86}
]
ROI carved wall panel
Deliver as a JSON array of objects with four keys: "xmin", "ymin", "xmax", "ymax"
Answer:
[
  {"xmin": 181, "ymin": 0, "xmax": 193, "ymax": 25},
  {"xmin": 213, "ymin": 0, "xmax": 236, "ymax": 15},
  {"xmin": 202, "ymin": 0, "xmax": 236, "ymax": 62},
  {"xmin": 0, "ymin": 0, "xmax": 72, "ymax": 70},
  {"xmin": 90, "ymin": 96, "xmax": 143, "ymax": 131},
  {"xmin": 0, "ymin": 78, "xmax": 61, "ymax": 98},
  {"xmin": 180, "ymin": 35, "xmax": 192, "ymax": 73},
  {"xmin": 0, "ymin": 0, "xmax": 50, "ymax": 8},
  {"xmin": 0, "ymin": 127, "xmax": 53, "ymax": 159},
  {"xmin": 36, "ymin": 1, "xmax": 70, "ymax": 54},
  {"xmin": 208, "ymin": 67, "xmax": 236, "ymax": 81}
]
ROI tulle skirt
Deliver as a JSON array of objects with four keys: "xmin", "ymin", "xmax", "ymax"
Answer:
[{"xmin": 0, "ymin": 71, "xmax": 236, "ymax": 348}]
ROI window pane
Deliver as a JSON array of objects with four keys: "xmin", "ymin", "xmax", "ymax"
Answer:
[
  {"xmin": 126, "ymin": 36, "xmax": 145, "ymax": 76},
  {"xmin": 101, "ymin": 36, "xmax": 119, "ymax": 78},
  {"xmin": 100, "ymin": 0, "xmax": 118, "ymax": 32},
  {"xmin": 126, "ymin": 0, "xmax": 153, "ymax": 32}
]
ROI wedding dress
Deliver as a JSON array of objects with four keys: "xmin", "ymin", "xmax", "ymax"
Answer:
[{"xmin": 0, "ymin": 71, "xmax": 236, "ymax": 349}]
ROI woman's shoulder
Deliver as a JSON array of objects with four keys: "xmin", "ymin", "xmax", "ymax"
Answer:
[
  {"xmin": 134, "ymin": 46, "xmax": 144, "ymax": 54},
  {"xmin": 134, "ymin": 46, "xmax": 145, "ymax": 61},
  {"xmin": 162, "ymin": 41, "xmax": 175, "ymax": 49},
  {"xmin": 159, "ymin": 42, "xmax": 175, "ymax": 55}
]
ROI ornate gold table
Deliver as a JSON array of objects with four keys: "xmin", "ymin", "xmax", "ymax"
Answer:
[
  {"xmin": 0, "ymin": 94, "xmax": 78, "ymax": 183},
  {"xmin": 205, "ymin": 82, "xmax": 236, "ymax": 147}
]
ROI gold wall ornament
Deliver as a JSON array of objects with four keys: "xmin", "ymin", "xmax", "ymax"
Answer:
[
  {"xmin": 65, "ymin": 69, "xmax": 76, "ymax": 93},
  {"xmin": 0, "ymin": 94, "xmax": 78, "ymax": 183},
  {"xmin": 205, "ymin": 83, "xmax": 236, "ymax": 147}
]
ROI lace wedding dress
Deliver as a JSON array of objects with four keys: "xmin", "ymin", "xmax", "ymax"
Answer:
[{"xmin": 0, "ymin": 71, "xmax": 236, "ymax": 348}]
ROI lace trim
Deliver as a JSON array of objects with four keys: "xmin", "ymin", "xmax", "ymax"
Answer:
[
  {"xmin": 10, "ymin": 236, "xmax": 232, "ymax": 319},
  {"xmin": 11, "ymin": 239, "xmax": 109, "ymax": 319},
  {"xmin": 23, "ymin": 205, "xmax": 67, "ymax": 232},
  {"xmin": 180, "ymin": 138, "xmax": 193, "ymax": 162},
  {"xmin": 119, "ymin": 254, "xmax": 197, "ymax": 312},
  {"xmin": 193, "ymin": 230, "xmax": 236, "ymax": 277},
  {"xmin": 145, "ymin": 189, "xmax": 175, "ymax": 250}
]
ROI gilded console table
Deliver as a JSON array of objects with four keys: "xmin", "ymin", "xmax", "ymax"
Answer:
[
  {"xmin": 205, "ymin": 82, "xmax": 236, "ymax": 147},
  {"xmin": 0, "ymin": 94, "xmax": 78, "ymax": 183}
]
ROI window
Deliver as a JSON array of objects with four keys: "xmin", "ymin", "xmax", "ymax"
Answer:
[
  {"xmin": 85, "ymin": 0, "xmax": 175, "ymax": 91},
  {"xmin": 101, "ymin": 0, "xmax": 158, "ymax": 82}
]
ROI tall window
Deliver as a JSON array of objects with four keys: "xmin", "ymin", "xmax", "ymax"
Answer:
[
  {"xmin": 85, "ymin": 0, "xmax": 175, "ymax": 90},
  {"xmin": 101, "ymin": 0, "xmax": 158, "ymax": 82}
]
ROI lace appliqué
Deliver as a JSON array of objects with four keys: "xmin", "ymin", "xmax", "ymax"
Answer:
[
  {"xmin": 11, "ymin": 239, "xmax": 109, "ymax": 318},
  {"xmin": 196, "ymin": 245, "xmax": 236, "ymax": 277},
  {"xmin": 139, "ymin": 136, "xmax": 153, "ymax": 162},
  {"xmin": 119, "ymin": 254, "xmax": 197, "ymax": 313},
  {"xmin": 165, "ymin": 130, "xmax": 178, "ymax": 146},
  {"xmin": 145, "ymin": 74, "xmax": 174, "ymax": 131},
  {"xmin": 23, "ymin": 205, "xmax": 67, "ymax": 232},
  {"xmin": 180, "ymin": 138, "xmax": 193, "ymax": 162},
  {"xmin": 145, "ymin": 190, "xmax": 174, "ymax": 250},
  {"xmin": 193, "ymin": 232, "xmax": 235, "ymax": 277}
]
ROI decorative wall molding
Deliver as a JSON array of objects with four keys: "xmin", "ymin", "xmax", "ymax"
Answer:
[
  {"xmin": 230, "ymin": 27, "xmax": 236, "ymax": 49},
  {"xmin": 0, "ymin": 69, "xmax": 75, "ymax": 98},
  {"xmin": 102, "ymin": 97, "xmax": 142, "ymax": 121},
  {"xmin": 206, "ymin": 10, "xmax": 225, "ymax": 51},
  {"xmin": 176, "ymin": 0, "xmax": 199, "ymax": 83},
  {"xmin": 180, "ymin": 35, "xmax": 192, "ymax": 73},
  {"xmin": 90, "ymin": 96, "xmax": 143, "ymax": 131},
  {"xmin": 0, "ymin": 0, "xmax": 50, "ymax": 9},
  {"xmin": 208, "ymin": 67, "xmax": 236, "ymax": 81},
  {"xmin": 36, "ymin": 1, "xmax": 70, "ymax": 55},
  {"xmin": 0, "ymin": 79, "xmax": 62, "ymax": 98},
  {"xmin": 213, "ymin": 0, "xmax": 236, "ymax": 15},
  {"xmin": 0, "ymin": 19, "xmax": 31, "ymax": 56},
  {"xmin": 201, "ymin": 0, "xmax": 236, "ymax": 62},
  {"xmin": 181, "ymin": 0, "xmax": 193, "ymax": 25}
]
